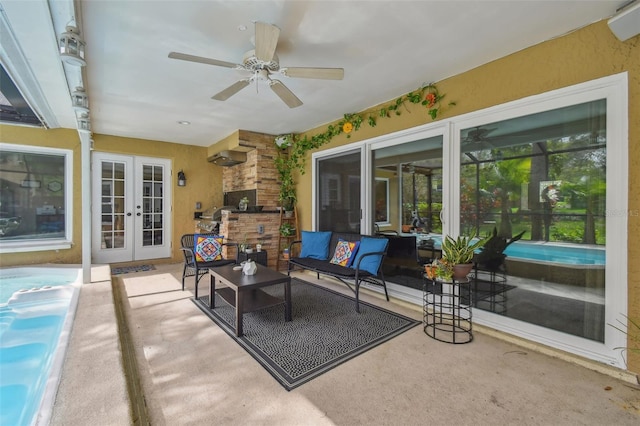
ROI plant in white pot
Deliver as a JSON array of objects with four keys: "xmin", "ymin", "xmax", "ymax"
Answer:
[{"xmin": 440, "ymin": 233, "xmax": 488, "ymax": 279}]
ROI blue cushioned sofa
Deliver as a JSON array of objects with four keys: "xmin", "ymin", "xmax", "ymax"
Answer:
[{"xmin": 287, "ymin": 231, "xmax": 390, "ymax": 312}]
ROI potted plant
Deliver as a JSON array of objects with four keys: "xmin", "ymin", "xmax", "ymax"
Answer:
[
  {"xmin": 476, "ymin": 227, "xmax": 526, "ymax": 272},
  {"xmin": 274, "ymin": 135, "xmax": 298, "ymax": 215},
  {"xmin": 279, "ymin": 222, "xmax": 296, "ymax": 237},
  {"xmin": 440, "ymin": 233, "xmax": 488, "ymax": 279}
]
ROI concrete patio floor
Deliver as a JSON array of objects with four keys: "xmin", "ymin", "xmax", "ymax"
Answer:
[{"xmin": 50, "ymin": 263, "xmax": 640, "ymax": 425}]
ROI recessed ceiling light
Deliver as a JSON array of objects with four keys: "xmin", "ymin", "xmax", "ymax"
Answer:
[
  {"xmin": 238, "ymin": 25, "xmax": 247, "ymax": 31},
  {"xmin": 177, "ymin": 120, "xmax": 191, "ymax": 125}
]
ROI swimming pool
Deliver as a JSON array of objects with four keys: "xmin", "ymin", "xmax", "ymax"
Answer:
[
  {"xmin": 0, "ymin": 267, "xmax": 81, "ymax": 426},
  {"xmin": 504, "ymin": 241, "xmax": 605, "ymax": 265},
  {"xmin": 416, "ymin": 234, "xmax": 605, "ymax": 266}
]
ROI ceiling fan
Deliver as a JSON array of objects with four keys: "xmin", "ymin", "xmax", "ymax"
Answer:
[
  {"xmin": 168, "ymin": 21, "xmax": 344, "ymax": 108},
  {"xmin": 462, "ymin": 126, "xmax": 497, "ymax": 144}
]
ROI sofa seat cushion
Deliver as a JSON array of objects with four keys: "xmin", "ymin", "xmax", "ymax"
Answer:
[{"xmin": 290, "ymin": 257, "xmax": 373, "ymax": 277}]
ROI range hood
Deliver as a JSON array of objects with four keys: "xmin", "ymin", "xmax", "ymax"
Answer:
[{"xmin": 207, "ymin": 150, "xmax": 247, "ymax": 167}]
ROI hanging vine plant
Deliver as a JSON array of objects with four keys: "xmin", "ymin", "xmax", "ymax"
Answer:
[{"xmin": 274, "ymin": 82, "xmax": 455, "ymax": 208}]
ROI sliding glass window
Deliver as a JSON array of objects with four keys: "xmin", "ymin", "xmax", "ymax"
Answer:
[
  {"xmin": 460, "ymin": 100, "xmax": 607, "ymax": 342},
  {"xmin": 316, "ymin": 149, "xmax": 361, "ymax": 232}
]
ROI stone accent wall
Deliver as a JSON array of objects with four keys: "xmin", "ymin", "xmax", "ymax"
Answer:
[
  {"xmin": 220, "ymin": 210, "xmax": 281, "ymax": 269},
  {"xmin": 217, "ymin": 130, "xmax": 287, "ymax": 269},
  {"xmin": 222, "ymin": 130, "xmax": 280, "ymax": 210}
]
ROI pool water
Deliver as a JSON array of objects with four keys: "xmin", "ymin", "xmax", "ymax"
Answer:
[
  {"xmin": 504, "ymin": 242, "xmax": 605, "ymax": 265},
  {"xmin": 416, "ymin": 234, "xmax": 605, "ymax": 265},
  {"xmin": 0, "ymin": 272, "xmax": 76, "ymax": 305},
  {"xmin": 0, "ymin": 268, "xmax": 80, "ymax": 426}
]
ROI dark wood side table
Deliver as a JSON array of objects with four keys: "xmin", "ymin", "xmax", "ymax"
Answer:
[
  {"xmin": 238, "ymin": 250, "xmax": 268, "ymax": 266},
  {"xmin": 208, "ymin": 263, "xmax": 291, "ymax": 336}
]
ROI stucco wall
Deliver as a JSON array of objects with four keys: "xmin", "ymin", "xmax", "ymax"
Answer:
[{"xmin": 294, "ymin": 20, "xmax": 639, "ymax": 371}]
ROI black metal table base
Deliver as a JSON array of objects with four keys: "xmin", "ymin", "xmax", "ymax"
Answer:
[{"xmin": 423, "ymin": 277, "xmax": 473, "ymax": 344}]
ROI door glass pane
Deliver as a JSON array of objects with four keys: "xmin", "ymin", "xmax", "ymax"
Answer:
[
  {"xmin": 141, "ymin": 164, "xmax": 164, "ymax": 246},
  {"xmin": 373, "ymin": 135, "xmax": 444, "ymax": 290},
  {"xmin": 317, "ymin": 151, "xmax": 361, "ymax": 232},
  {"xmin": 460, "ymin": 99, "xmax": 606, "ymax": 342},
  {"xmin": 100, "ymin": 161, "xmax": 127, "ymax": 250}
]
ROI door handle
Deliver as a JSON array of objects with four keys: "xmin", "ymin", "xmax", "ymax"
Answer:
[
  {"xmin": 127, "ymin": 212, "xmax": 132, "ymax": 216},
  {"xmin": 439, "ymin": 208, "xmax": 445, "ymax": 224},
  {"xmin": 136, "ymin": 213, "xmax": 141, "ymax": 216}
]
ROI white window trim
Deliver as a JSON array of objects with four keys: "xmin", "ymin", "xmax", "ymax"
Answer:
[
  {"xmin": 451, "ymin": 73, "xmax": 628, "ymax": 368},
  {"xmin": 0, "ymin": 143, "xmax": 73, "ymax": 253},
  {"xmin": 374, "ymin": 177, "xmax": 390, "ymax": 227}
]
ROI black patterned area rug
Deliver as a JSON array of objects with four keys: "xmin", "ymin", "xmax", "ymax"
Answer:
[
  {"xmin": 111, "ymin": 264, "xmax": 156, "ymax": 275},
  {"xmin": 192, "ymin": 278, "xmax": 420, "ymax": 391}
]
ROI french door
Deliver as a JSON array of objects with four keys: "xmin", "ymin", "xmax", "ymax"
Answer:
[{"xmin": 91, "ymin": 153, "xmax": 172, "ymax": 263}]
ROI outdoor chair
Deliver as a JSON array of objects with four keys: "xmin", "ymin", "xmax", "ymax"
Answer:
[{"xmin": 180, "ymin": 233, "xmax": 238, "ymax": 291}]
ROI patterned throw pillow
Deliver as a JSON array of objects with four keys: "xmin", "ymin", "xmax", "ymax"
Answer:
[
  {"xmin": 330, "ymin": 239, "xmax": 360, "ymax": 267},
  {"xmin": 194, "ymin": 234, "xmax": 224, "ymax": 262}
]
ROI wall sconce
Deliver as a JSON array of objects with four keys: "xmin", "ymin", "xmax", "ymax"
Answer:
[
  {"xmin": 71, "ymin": 87, "xmax": 89, "ymax": 112},
  {"xmin": 177, "ymin": 170, "xmax": 186, "ymax": 186},
  {"xmin": 59, "ymin": 24, "xmax": 86, "ymax": 66}
]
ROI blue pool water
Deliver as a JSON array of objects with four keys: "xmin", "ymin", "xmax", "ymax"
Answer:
[
  {"xmin": 417, "ymin": 235, "xmax": 605, "ymax": 266},
  {"xmin": 0, "ymin": 267, "xmax": 80, "ymax": 426},
  {"xmin": 504, "ymin": 242, "xmax": 605, "ymax": 265}
]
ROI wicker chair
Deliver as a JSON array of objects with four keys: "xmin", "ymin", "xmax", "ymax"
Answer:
[{"xmin": 180, "ymin": 233, "xmax": 238, "ymax": 293}]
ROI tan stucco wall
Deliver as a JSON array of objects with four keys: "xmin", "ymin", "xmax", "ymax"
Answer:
[
  {"xmin": 0, "ymin": 127, "xmax": 224, "ymax": 266},
  {"xmin": 294, "ymin": 20, "xmax": 640, "ymax": 372}
]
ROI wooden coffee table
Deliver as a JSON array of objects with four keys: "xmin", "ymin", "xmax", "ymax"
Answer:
[{"xmin": 208, "ymin": 264, "xmax": 291, "ymax": 336}]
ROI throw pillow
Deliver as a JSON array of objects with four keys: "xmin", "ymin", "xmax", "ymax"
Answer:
[
  {"xmin": 350, "ymin": 236, "xmax": 389, "ymax": 275},
  {"xmin": 194, "ymin": 234, "xmax": 224, "ymax": 262},
  {"xmin": 299, "ymin": 231, "xmax": 332, "ymax": 260},
  {"xmin": 330, "ymin": 239, "xmax": 360, "ymax": 267}
]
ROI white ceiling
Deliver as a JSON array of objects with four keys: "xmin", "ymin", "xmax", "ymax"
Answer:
[{"xmin": 0, "ymin": 0, "xmax": 625, "ymax": 147}]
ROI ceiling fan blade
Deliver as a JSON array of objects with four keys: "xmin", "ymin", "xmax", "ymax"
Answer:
[
  {"xmin": 281, "ymin": 67, "xmax": 344, "ymax": 80},
  {"xmin": 212, "ymin": 80, "xmax": 250, "ymax": 101},
  {"xmin": 254, "ymin": 22, "xmax": 280, "ymax": 63},
  {"xmin": 269, "ymin": 80, "xmax": 302, "ymax": 108},
  {"xmin": 168, "ymin": 52, "xmax": 239, "ymax": 69}
]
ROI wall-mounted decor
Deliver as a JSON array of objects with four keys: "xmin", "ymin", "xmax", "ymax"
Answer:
[
  {"xmin": 47, "ymin": 181, "xmax": 62, "ymax": 192},
  {"xmin": 21, "ymin": 180, "xmax": 41, "ymax": 188}
]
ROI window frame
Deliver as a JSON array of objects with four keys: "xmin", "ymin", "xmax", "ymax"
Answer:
[
  {"xmin": 374, "ymin": 177, "xmax": 390, "ymax": 226},
  {"xmin": 311, "ymin": 72, "xmax": 628, "ymax": 368},
  {"xmin": 0, "ymin": 143, "xmax": 73, "ymax": 253}
]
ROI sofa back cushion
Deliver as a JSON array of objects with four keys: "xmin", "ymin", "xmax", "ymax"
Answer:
[
  {"xmin": 350, "ymin": 236, "xmax": 389, "ymax": 275},
  {"xmin": 300, "ymin": 231, "xmax": 333, "ymax": 260},
  {"xmin": 194, "ymin": 234, "xmax": 224, "ymax": 262},
  {"xmin": 330, "ymin": 239, "xmax": 361, "ymax": 267}
]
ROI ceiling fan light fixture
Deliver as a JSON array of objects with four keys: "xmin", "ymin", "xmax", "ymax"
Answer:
[
  {"xmin": 170, "ymin": 21, "xmax": 342, "ymax": 107},
  {"xmin": 59, "ymin": 25, "xmax": 86, "ymax": 66}
]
